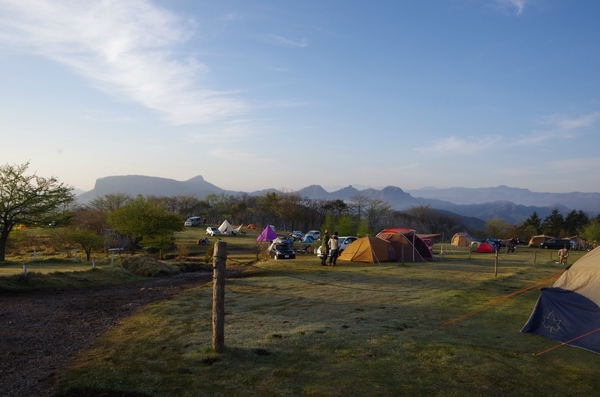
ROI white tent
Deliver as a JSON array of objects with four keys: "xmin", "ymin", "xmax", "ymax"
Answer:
[{"xmin": 218, "ymin": 220, "xmax": 236, "ymax": 235}]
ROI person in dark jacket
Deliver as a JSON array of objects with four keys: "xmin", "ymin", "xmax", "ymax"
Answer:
[{"xmin": 320, "ymin": 230, "xmax": 330, "ymax": 266}]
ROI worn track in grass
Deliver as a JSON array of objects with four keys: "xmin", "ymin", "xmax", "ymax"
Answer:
[{"xmin": 0, "ymin": 272, "xmax": 215, "ymax": 397}]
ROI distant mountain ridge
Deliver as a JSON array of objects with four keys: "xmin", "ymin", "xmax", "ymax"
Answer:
[
  {"xmin": 77, "ymin": 175, "xmax": 600, "ymax": 224},
  {"xmin": 76, "ymin": 175, "xmax": 237, "ymax": 203},
  {"xmin": 406, "ymin": 185, "xmax": 600, "ymax": 213}
]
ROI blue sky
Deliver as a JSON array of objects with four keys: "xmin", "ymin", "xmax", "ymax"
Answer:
[{"xmin": 0, "ymin": 0, "xmax": 599, "ymax": 194}]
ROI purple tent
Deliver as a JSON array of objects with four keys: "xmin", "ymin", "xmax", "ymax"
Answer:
[{"xmin": 256, "ymin": 226, "xmax": 278, "ymax": 242}]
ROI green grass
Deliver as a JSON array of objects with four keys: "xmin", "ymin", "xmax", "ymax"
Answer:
[{"xmin": 53, "ymin": 245, "xmax": 600, "ymax": 397}]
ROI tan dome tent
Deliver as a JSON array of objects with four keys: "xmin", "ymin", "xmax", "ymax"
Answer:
[
  {"xmin": 528, "ymin": 235, "xmax": 554, "ymax": 247},
  {"xmin": 338, "ymin": 236, "xmax": 397, "ymax": 263},
  {"xmin": 451, "ymin": 232, "xmax": 472, "ymax": 247}
]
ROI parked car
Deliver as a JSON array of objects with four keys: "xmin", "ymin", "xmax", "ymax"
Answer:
[
  {"xmin": 316, "ymin": 236, "xmax": 358, "ymax": 258},
  {"xmin": 540, "ymin": 238, "xmax": 572, "ymax": 249},
  {"xmin": 271, "ymin": 243, "xmax": 296, "ymax": 260},
  {"xmin": 206, "ymin": 227, "xmax": 221, "ymax": 236},
  {"xmin": 184, "ymin": 216, "xmax": 202, "ymax": 227},
  {"xmin": 291, "ymin": 231, "xmax": 303, "ymax": 241},
  {"xmin": 305, "ymin": 230, "xmax": 321, "ymax": 240},
  {"xmin": 485, "ymin": 237, "xmax": 500, "ymax": 246}
]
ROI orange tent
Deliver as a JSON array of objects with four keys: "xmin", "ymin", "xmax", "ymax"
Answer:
[{"xmin": 338, "ymin": 236, "xmax": 397, "ymax": 263}]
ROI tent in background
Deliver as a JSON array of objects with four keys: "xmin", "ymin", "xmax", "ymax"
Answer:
[
  {"xmin": 376, "ymin": 228, "xmax": 434, "ymax": 262},
  {"xmin": 338, "ymin": 236, "xmax": 397, "ymax": 263},
  {"xmin": 475, "ymin": 243, "xmax": 495, "ymax": 253},
  {"xmin": 256, "ymin": 226, "xmax": 278, "ymax": 242},
  {"xmin": 218, "ymin": 220, "xmax": 236, "ymax": 235},
  {"xmin": 522, "ymin": 246, "xmax": 600, "ymax": 354},
  {"xmin": 528, "ymin": 235, "xmax": 554, "ymax": 247},
  {"xmin": 451, "ymin": 232, "xmax": 472, "ymax": 247}
]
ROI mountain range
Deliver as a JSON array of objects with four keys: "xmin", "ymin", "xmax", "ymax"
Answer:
[{"xmin": 77, "ymin": 175, "xmax": 600, "ymax": 226}]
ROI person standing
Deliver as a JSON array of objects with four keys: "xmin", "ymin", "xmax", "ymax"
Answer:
[
  {"xmin": 328, "ymin": 231, "xmax": 340, "ymax": 266},
  {"xmin": 558, "ymin": 247, "xmax": 569, "ymax": 266},
  {"xmin": 320, "ymin": 230, "xmax": 330, "ymax": 266}
]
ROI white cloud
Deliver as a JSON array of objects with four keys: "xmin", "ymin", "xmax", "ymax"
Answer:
[
  {"xmin": 0, "ymin": 0, "xmax": 248, "ymax": 125},
  {"xmin": 274, "ymin": 35, "xmax": 308, "ymax": 48},
  {"xmin": 539, "ymin": 112, "xmax": 600, "ymax": 130},
  {"xmin": 416, "ymin": 135, "xmax": 501, "ymax": 154},
  {"xmin": 491, "ymin": 0, "xmax": 527, "ymax": 15}
]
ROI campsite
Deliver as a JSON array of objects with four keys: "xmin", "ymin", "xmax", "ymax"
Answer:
[{"xmin": 3, "ymin": 227, "xmax": 599, "ymax": 397}]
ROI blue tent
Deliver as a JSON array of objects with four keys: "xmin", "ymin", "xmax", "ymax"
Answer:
[
  {"xmin": 256, "ymin": 226, "xmax": 278, "ymax": 242},
  {"xmin": 302, "ymin": 235, "xmax": 314, "ymax": 243},
  {"xmin": 522, "ymin": 246, "xmax": 600, "ymax": 354}
]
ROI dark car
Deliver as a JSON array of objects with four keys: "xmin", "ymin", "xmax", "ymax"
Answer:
[
  {"xmin": 271, "ymin": 243, "xmax": 296, "ymax": 260},
  {"xmin": 540, "ymin": 238, "xmax": 571, "ymax": 249}
]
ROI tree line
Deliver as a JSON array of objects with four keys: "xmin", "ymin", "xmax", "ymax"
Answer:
[{"xmin": 2, "ymin": 162, "xmax": 600, "ymax": 262}]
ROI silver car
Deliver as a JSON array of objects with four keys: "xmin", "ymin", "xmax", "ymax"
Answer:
[{"xmin": 316, "ymin": 236, "xmax": 358, "ymax": 258}]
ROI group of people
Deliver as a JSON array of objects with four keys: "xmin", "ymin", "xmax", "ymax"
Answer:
[{"xmin": 320, "ymin": 230, "xmax": 340, "ymax": 266}]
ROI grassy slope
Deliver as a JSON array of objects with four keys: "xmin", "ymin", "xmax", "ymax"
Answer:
[{"xmin": 53, "ymin": 246, "xmax": 600, "ymax": 397}]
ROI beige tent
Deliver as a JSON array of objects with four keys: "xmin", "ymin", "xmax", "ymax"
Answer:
[
  {"xmin": 338, "ymin": 236, "xmax": 397, "ymax": 263},
  {"xmin": 218, "ymin": 220, "xmax": 236, "ymax": 235},
  {"xmin": 528, "ymin": 235, "xmax": 554, "ymax": 247},
  {"xmin": 451, "ymin": 232, "xmax": 472, "ymax": 247}
]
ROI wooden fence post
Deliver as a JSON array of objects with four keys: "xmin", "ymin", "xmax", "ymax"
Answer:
[
  {"xmin": 494, "ymin": 249, "xmax": 498, "ymax": 277},
  {"xmin": 212, "ymin": 241, "xmax": 227, "ymax": 353}
]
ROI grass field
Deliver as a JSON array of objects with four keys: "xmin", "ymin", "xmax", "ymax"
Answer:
[{"xmin": 49, "ymin": 237, "xmax": 600, "ymax": 397}]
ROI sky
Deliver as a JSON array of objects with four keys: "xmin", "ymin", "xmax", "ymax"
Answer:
[{"xmin": 0, "ymin": 0, "xmax": 599, "ymax": 194}]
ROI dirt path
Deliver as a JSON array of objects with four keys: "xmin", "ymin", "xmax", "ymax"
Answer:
[{"xmin": 0, "ymin": 272, "xmax": 213, "ymax": 397}]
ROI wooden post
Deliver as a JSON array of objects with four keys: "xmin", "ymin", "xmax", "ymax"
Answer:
[
  {"xmin": 494, "ymin": 249, "xmax": 498, "ymax": 277},
  {"xmin": 212, "ymin": 241, "xmax": 227, "ymax": 353}
]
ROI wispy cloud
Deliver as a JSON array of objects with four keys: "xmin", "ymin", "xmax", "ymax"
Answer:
[
  {"xmin": 274, "ymin": 35, "xmax": 308, "ymax": 48},
  {"xmin": 515, "ymin": 111, "xmax": 599, "ymax": 145},
  {"xmin": 539, "ymin": 112, "xmax": 600, "ymax": 130},
  {"xmin": 491, "ymin": 0, "xmax": 527, "ymax": 15},
  {"xmin": 0, "ymin": 0, "xmax": 248, "ymax": 125},
  {"xmin": 416, "ymin": 135, "xmax": 501, "ymax": 154}
]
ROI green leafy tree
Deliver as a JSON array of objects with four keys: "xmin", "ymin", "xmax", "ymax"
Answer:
[
  {"xmin": 107, "ymin": 195, "xmax": 183, "ymax": 253},
  {"xmin": 0, "ymin": 162, "xmax": 75, "ymax": 261},
  {"xmin": 62, "ymin": 229, "xmax": 104, "ymax": 261},
  {"xmin": 484, "ymin": 218, "xmax": 509, "ymax": 238},
  {"xmin": 581, "ymin": 220, "xmax": 600, "ymax": 246},
  {"xmin": 61, "ymin": 207, "xmax": 109, "ymax": 261},
  {"xmin": 336, "ymin": 214, "xmax": 356, "ymax": 236}
]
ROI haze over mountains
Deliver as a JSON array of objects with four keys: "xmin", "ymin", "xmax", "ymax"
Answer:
[{"xmin": 77, "ymin": 175, "xmax": 600, "ymax": 225}]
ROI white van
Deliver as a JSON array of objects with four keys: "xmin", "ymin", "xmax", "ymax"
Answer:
[{"xmin": 184, "ymin": 216, "xmax": 202, "ymax": 227}]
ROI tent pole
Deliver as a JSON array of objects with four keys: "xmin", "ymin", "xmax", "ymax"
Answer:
[{"xmin": 372, "ymin": 249, "xmax": 381, "ymax": 265}]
